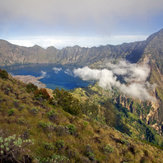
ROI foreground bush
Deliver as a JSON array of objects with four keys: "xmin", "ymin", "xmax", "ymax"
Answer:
[
  {"xmin": 34, "ymin": 88, "xmax": 50, "ymax": 100},
  {"xmin": 37, "ymin": 154, "xmax": 69, "ymax": 163},
  {"xmin": 0, "ymin": 69, "xmax": 8, "ymax": 79},
  {"xmin": 0, "ymin": 134, "xmax": 33, "ymax": 162},
  {"xmin": 26, "ymin": 83, "xmax": 38, "ymax": 93}
]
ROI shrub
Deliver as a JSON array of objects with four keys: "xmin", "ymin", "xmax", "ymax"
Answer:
[
  {"xmin": 26, "ymin": 83, "xmax": 38, "ymax": 93},
  {"xmin": 140, "ymin": 157, "xmax": 151, "ymax": 163},
  {"xmin": 38, "ymin": 121, "xmax": 56, "ymax": 132},
  {"xmin": 81, "ymin": 101, "xmax": 99, "ymax": 119},
  {"xmin": 0, "ymin": 69, "xmax": 8, "ymax": 79},
  {"xmin": 43, "ymin": 142, "xmax": 54, "ymax": 150},
  {"xmin": 29, "ymin": 108, "xmax": 39, "ymax": 115},
  {"xmin": 8, "ymin": 109, "xmax": 15, "ymax": 116},
  {"xmin": 34, "ymin": 88, "xmax": 50, "ymax": 100},
  {"xmin": 47, "ymin": 110, "xmax": 58, "ymax": 122},
  {"xmin": 47, "ymin": 110, "xmax": 55, "ymax": 117},
  {"xmin": 121, "ymin": 138, "xmax": 130, "ymax": 146},
  {"xmin": 17, "ymin": 117, "xmax": 26, "ymax": 125},
  {"xmin": 66, "ymin": 146, "xmax": 77, "ymax": 159},
  {"xmin": 53, "ymin": 88, "xmax": 81, "ymax": 115},
  {"xmin": 66, "ymin": 124, "xmax": 76, "ymax": 135},
  {"xmin": 38, "ymin": 121, "xmax": 48, "ymax": 129},
  {"xmin": 51, "ymin": 154, "xmax": 69, "ymax": 162},
  {"xmin": 103, "ymin": 144, "xmax": 114, "ymax": 154},
  {"xmin": 83, "ymin": 121, "xmax": 89, "ymax": 128},
  {"xmin": 13, "ymin": 100, "xmax": 19, "ymax": 108},
  {"xmin": 145, "ymin": 127, "xmax": 156, "ymax": 143},
  {"xmin": 17, "ymin": 104, "xmax": 25, "ymax": 111},
  {"xmin": 54, "ymin": 125, "xmax": 68, "ymax": 136},
  {"xmin": 55, "ymin": 140, "xmax": 64, "ymax": 150},
  {"xmin": 0, "ymin": 134, "xmax": 33, "ymax": 162},
  {"xmin": 85, "ymin": 145, "xmax": 95, "ymax": 161},
  {"xmin": 86, "ymin": 152, "xmax": 95, "ymax": 161},
  {"xmin": 38, "ymin": 154, "xmax": 69, "ymax": 163}
]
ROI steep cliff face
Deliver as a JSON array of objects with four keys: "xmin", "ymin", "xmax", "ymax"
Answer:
[
  {"xmin": 113, "ymin": 52, "xmax": 163, "ymax": 135},
  {"xmin": 114, "ymin": 95, "xmax": 162, "ymax": 133},
  {"xmin": 148, "ymin": 61, "xmax": 163, "ymax": 134}
]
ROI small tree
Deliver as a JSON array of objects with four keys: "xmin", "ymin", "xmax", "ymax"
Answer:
[
  {"xmin": 26, "ymin": 83, "xmax": 38, "ymax": 93},
  {"xmin": 34, "ymin": 88, "xmax": 50, "ymax": 100},
  {"xmin": 53, "ymin": 88, "xmax": 81, "ymax": 115},
  {"xmin": 0, "ymin": 69, "xmax": 8, "ymax": 79}
]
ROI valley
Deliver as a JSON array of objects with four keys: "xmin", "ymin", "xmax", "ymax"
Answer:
[
  {"xmin": 1, "ymin": 0, "xmax": 163, "ymax": 162},
  {"xmin": 0, "ymin": 28, "xmax": 163, "ymax": 162}
]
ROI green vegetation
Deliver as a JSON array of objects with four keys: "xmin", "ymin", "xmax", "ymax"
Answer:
[
  {"xmin": 34, "ymin": 88, "xmax": 50, "ymax": 100},
  {"xmin": 72, "ymin": 84, "xmax": 163, "ymax": 147},
  {"xmin": 0, "ymin": 69, "xmax": 163, "ymax": 162},
  {"xmin": 0, "ymin": 135, "xmax": 33, "ymax": 162},
  {"xmin": 66, "ymin": 124, "xmax": 76, "ymax": 135},
  {"xmin": 0, "ymin": 29, "xmax": 163, "ymax": 162},
  {"xmin": 55, "ymin": 140, "xmax": 64, "ymax": 150},
  {"xmin": 26, "ymin": 83, "xmax": 38, "ymax": 93},
  {"xmin": 37, "ymin": 154, "xmax": 69, "ymax": 163},
  {"xmin": 52, "ymin": 88, "xmax": 81, "ymax": 115},
  {"xmin": 0, "ymin": 69, "xmax": 8, "ymax": 79},
  {"xmin": 8, "ymin": 109, "xmax": 15, "ymax": 116},
  {"xmin": 103, "ymin": 144, "xmax": 114, "ymax": 153}
]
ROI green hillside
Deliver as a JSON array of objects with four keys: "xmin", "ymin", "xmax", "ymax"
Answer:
[
  {"xmin": 72, "ymin": 84, "xmax": 163, "ymax": 146},
  {"xmin": 0, "ymin": 69, "xmax": 163, "ymax": 162}
]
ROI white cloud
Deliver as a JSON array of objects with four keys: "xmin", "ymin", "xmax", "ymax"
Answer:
[
  {"xmin": 64, "ymin": 69, "xmax": 73, "ymax": 76},
  {"xmin": 106, "ymin": 60, "xmax": 150, "ymax": 82},
  {"xmin": 74, "ymin": 61, "xmax": 155, "ymax": 101},
  {"xmin": 53, "ymin": 67, "xmax": 62, "ymax": 73},
  {"xmin": 40, "ymin": 71, "xmax": 47, "ymax": 78},
  {"xmin": 7, "ymin": 35, "xmax": 147, "ymax": 48}
]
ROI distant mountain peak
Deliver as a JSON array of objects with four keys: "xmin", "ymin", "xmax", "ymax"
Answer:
[
  {"xmin": 32, "ymin": 45, "xmax": 43, "ymax": 49},
  {"xmin": 46, "ymin": 46, "xmax": 57, "ymax": 50}
]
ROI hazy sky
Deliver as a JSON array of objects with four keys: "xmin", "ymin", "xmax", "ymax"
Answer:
[{"xmin": 0, "ymin": 0, "xmax": 163, "ymax": 48}]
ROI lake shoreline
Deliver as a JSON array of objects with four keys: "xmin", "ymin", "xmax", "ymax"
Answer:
[{"xmin": 13, "ymin": 75, "xmax": 46, "ymax": 88}]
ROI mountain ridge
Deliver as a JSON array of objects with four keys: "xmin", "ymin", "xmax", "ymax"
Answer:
[{"xmin": 0, "ymin": 29, "xmax": 162, "ymax": 69}]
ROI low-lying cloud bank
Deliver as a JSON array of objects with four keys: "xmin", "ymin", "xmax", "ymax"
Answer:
[
  {"xmin": 106, "ymin": 61, "xmax": 150, "ymax": 82},
  {"xmin": 74, "ymin": 61, "xmax": 155, "ymax": 101}
]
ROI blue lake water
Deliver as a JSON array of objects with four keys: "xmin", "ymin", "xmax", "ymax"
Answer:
[{"xmin": 2, "ymin": 64, "xmax": 92, "ymax": 90}]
